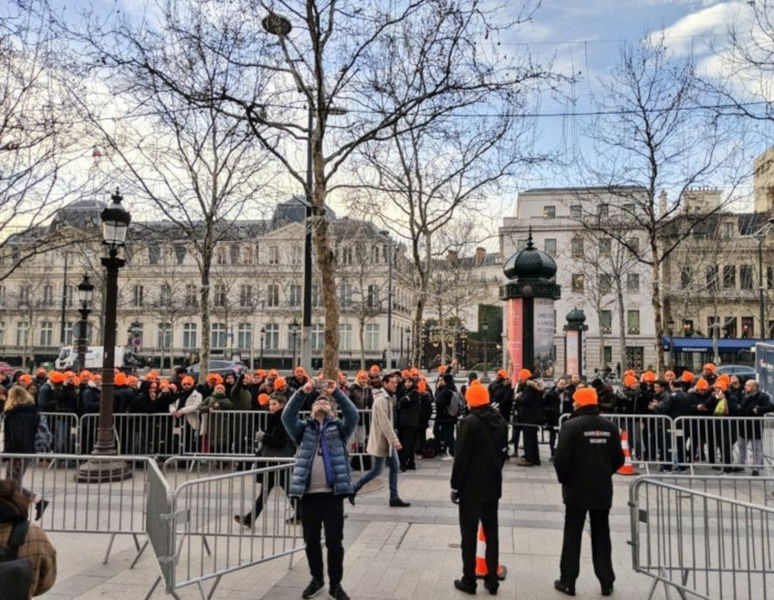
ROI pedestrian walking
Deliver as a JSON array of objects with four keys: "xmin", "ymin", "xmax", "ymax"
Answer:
[
  {"xmin": 450, "ymin": 380, "xmax": 508, "ymax": 596},
  {"xmin": 351, "ymin": 371, "xmax": 410, "ymax": 507},
  {"xmin": 281, "ymin": 379, "xmax": 358, "ymax": 600},
  {"xmin": 553, "ymin": 387, "xmax": 624, "ymax": 597}
]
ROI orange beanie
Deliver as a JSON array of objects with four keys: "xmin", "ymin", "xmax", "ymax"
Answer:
[
  {"xmin": 695, "ymin": 377, "xmax": 709, "ymax": 391},
  {"xmin": 465, "ymin": 380, "xmax": 489, "ymax": 407},
  {"xmin": 18, "ymin": 374, "xmax": 32, "ymax": 385},
  {"xmin": 438, "ymin": 365, "xmax": 447, "ymax": 374},
  {"xmin": 258, "ymin": 393, "xmax": 270, "ymax": 406},
  {"xmin": 703, "ymin": 363, "xmax": 717, "ymax": 374},
  {"xmin": 573, "ymin": 387, "xmax": 598, "ymax": 406},
  {"xmin": 623, "ymin": 375, "xmax": 637, "ymax": 388},
  {"xmin": 417, "ymin": 380, "xmax": 427, "ymax": 393},
  {"xmin": 681, "ymin": 370, "xmax": 694, "ymax": 383},
  {"xmin": 49, "ymin": 371, "xmax": 65, "ymax": 384},
  {"xmin": 624, "ymin": 369, "xmax": 636, "ymax": 378},
  {"xmin": 181, "ymin": 375, "xmax": 195, "ymax": 386},
  {"xmin": 496, "ymin": 369, "xmax": 508, "ymax": 379},
  {"xmin": 716, "ymin": 373, "xmax": 731, "ymax": 385},
  {"xmin": 641, "ymin": 371, "xmax": 656, "ymax": 383},
  {"xmin": 714, "ymin": 379, "xmax": 728, "ymax": 392},
  {"xmin": 114, "ymin": 373, "xmax": 127, "ymax": 386},
  {"xmin": 274, "ymin": 377, "xmax": 286, "ymax": 390},
  {"xmin": 518, "ymin": 368, "xmax": 531, "ymax": 380}
]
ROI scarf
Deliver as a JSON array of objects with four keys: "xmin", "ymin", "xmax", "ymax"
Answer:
[{"xmin": 317, "ymin": 418, "xmax": 335, "ymax": 487}]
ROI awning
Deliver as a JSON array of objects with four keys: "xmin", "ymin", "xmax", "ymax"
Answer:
[{"xmin": 661, "ymin": 336, "xmax": 761, "ymax": 353}]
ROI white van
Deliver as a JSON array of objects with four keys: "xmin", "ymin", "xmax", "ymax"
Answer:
[{"xmin": 54, "ymin": 346, "xmax": 125, "ymax": 371}]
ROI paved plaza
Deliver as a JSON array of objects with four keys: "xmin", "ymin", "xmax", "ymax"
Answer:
[{"xmin": 38, "ymin": 445, "xmax": 662, "ymax": 600}]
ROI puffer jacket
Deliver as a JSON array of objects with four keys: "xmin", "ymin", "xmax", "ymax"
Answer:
[{"xmin": 282, "ymin": 387, "xmax": 358, "ymax": 497}]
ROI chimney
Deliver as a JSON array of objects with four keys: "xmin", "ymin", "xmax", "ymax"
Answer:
[
  {"xmin": 474, "ymin": 246, "xmax": 486, "ymax": 266},
  {"xmin": 447, "ymin": 250, "xmax": 458, "ymax": 264},
  {"xmin": 659, "ymin": 190, "xmax": 667, "ymax": 217}
]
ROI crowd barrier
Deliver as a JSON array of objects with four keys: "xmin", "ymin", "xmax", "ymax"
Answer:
[
  {"xmin": 559, "ymin": 413, "xmax": 774, "ymax": 473},
  {"xmin": 629, "ymin": 476, "xmax": 774, "ymax": 599}
]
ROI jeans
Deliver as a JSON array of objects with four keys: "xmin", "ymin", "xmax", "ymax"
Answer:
[
  {"xmin": 737, "ymin": 437, "xmax": 763, "ymax": 466},
  {"xmin": 353, "ymin": 448, "xmax": 400, "ymax": 501}
]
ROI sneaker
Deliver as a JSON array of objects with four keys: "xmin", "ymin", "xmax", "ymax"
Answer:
[
  {"xmin": 35, "ymin": 499, "xmax": 49, "ymax": 521},
  {"xmin": 553, "ymin": 580, "xmax": 575, "ymax": 596},
  {"xmin": 516, "ymin": 458, "xmax": 535, "ymax": 467},
  {"xmin": 302, "ymin": 578, "xmax": 325, "ymax": 598},
  {"xmin": 328, "ymin": 584, "xmax": 350, "ymax": 600},
  {"xmin": 453, "ymin": 579, "xmax": 476, "ymax": 595},
  {"xmin": 440, "ymin": 454, "xmax": 454, "ymax": 462},
  {"xmin": 389, "ymin": 498, "xmax": 411, "ymax": 507}
]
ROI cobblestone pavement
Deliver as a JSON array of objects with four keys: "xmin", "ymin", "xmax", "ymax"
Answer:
[{"xmin": 41, "ymin": 448, "xmax": 656, "ymax": 599}]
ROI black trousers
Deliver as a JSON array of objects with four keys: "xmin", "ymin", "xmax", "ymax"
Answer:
[
  {"xmin": 459, "ymin": 498, "xmax": 499, "ymax": 586},
  {"xmin": 559, "ymin": 505, "xmax": 615, "ymax": 587},
  {"xmin": 523, "ymin": 426, "xmax": 540, "ymax": 465},
  {"xmin": 300, "ymin": 493, "xmax": 345, "ymax": 586},
  {"xmin": 398, "ymin": 425, "xmax": 418, "ymax": 468},
  {"xmin": 242, "ymin": 470, "xmax": 290, "ymax": 525}
]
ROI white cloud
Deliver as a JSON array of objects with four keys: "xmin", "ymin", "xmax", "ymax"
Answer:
[{"xmin": 648, "ymin": 1, "xmax": 748, "ymax": 55}]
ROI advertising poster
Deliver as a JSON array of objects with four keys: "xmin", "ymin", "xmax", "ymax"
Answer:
[
  {"xmin": 565, "ymin": 331, "xmax": 579, "ymax": 376},
  {"xmin": 506, "ymin": 298, "xmax": 523, "ymax": 384},
  {"xmin": 533, "ymin": 297, "xmax": 555, "ymax": 377}
]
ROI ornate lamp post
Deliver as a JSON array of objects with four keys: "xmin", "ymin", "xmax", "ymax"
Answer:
[
  {"xmin": 77, "ymin": 189, "xmax": 132, "ymax": 483},
  {"xmin": 481, "ymin": 322, "xmax": 490, "ymax": 383},
  {"xmin": 259, "ymin": 326, "xmax": 266, "ymax": 369},
  {"xmin": 76, "ymin": 275, "xmax": 94, "ymax": 371},
  {"xmin": 290, "ymin": 320, "xmax": 300, "ymax": 367}
]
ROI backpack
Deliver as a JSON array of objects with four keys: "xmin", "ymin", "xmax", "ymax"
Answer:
[
  {"xmin": 447, "ymin": 390, "xmax": 464, "ymax": 418},
  {"xmin": 0, "ymin": 520, "xmax": 34, "ymax": 600},
  {"xmin": 35, "ymin": 415, "xmax": 53, "ymax": 454}
]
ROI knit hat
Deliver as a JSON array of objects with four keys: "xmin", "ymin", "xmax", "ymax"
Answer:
[
  {"xmin": 255, "ymin": 369, "xmax": 266, "ymax": 378},
  {"xmin": 573, "ymin": 387, "xmax": 598, "ymax": 406},
  {"xmin": 258, "ymin": 393, "xmax": 270, "ymax": 406},
  {"xmin": 79, "ymin": 370, "xmax": 92, "ymax": 379},
  {"xmin": 49, "ymin": 371, "xmax": 65, "ymax": 384},
  {"xmin": 417, "ymin": 380, "xmax": 427, "ymax": 393},
  {"xmin": 496, "ymin": 369, "xmax": 508, "ymax": 379},
  {"xmin": 465, "ymin": 380, "xmax": 489, "ymax": 407},
  {"xmin": 624, "ymin": 369, "xmax": 636, "ymax": 378},
  {"xmin": 703, "ymin": 363, "xmax": 717, "ymax": 374},
  {"xmin": 206, "ymin": 373, "xmax": 223, "ymax": 385},
  {"xmin": 695, "ymin": 378, "xmax": 709, "ymax": 391},
  {"xmin": 409, "ymin": 368, "xmax": 420, "ymax": 377},
  {"xmin": 641, "ymin": 371, "xmax": 656, "ymax": 383},
  {"xmin": 401, "ymin": 369, "xmax": 410, "ymax": 378},
  {"xmin": 147, "ymin": 370, "xmax": 159, "ymax": 380},
  {"xmin": 181, "ymin": 375, "xmax": 195, "ymax": 386},
  {"xmin": 274, "ymin": 377, "xmax": 286, "ymax": 390},
  {"xmin": 680, "ymin": 370, "xmax": 694, "ymax": 383},
  {"xmin": 623, "ymin": 375, "xmax": 638, "ymax": 388},
  {"xmin": 18, "ymin": 374, "xmax": 32, "ymax": 386},
  {"xmin": 114, "ymin": 373, "xmax": 127, "ymax": 386},
  {"xmin": 716, "ymin": 373, "xmax": 731, "ymax": 386},
  {"xmin": 714, "ymin": 379, "xmax": 728, "ymax": 392},
  {"xmin": 518, "ymin": 369, "xmax": 531, "ymax": 381}
]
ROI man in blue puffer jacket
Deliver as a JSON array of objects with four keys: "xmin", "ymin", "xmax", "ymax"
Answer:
[{"xmin": 282, "ymin": 378, "xmax": 358, "ymax": 600}]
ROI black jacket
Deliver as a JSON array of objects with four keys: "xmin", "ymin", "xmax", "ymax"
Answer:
[
  {"xmin": 515, "ymin": 380, "xmax": 543, "ymax": 425},
  {"xmin": 2, "ymin": 404, "xmax": 39, "ymax": 454},
  {"xmin": 656, "ymin": 390, "xmax": 693, "ymax": 419},
  {"xmin": 738, "ymin": 391, "xmax": 774, "ymax": 439},
  {"xmin": 397, "ymin": 390, "xmax": 422, "ymax": 429},
  {"xmin": 553, "ymin": 405, "xmax": 625, "ymax": 510},
  {"xmin": 435, "ymin": 375, "xmax": 458, "ymax": 425},
  {"xmin": 451, "ymin": 404, "xmax": 508, "ymax": 502},
  {"xmin": 260, "ymin": 409, "xmax": 295, "ymax": 458}
]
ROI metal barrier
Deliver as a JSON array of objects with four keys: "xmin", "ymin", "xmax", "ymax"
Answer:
[
  {"xmin": 629, "ymin": 476, "xmax": 774, "ymax": 599},
  {"xmin": 2, "ymin": 452, "xmax": 150, "ymax": 565},
  {"xmin": 146, "ymin": 461, "xmax": 303, "ymax": 599},
  {"xmin": 39, "ymin": 412, "xmax": 80, "ymax": 454}
]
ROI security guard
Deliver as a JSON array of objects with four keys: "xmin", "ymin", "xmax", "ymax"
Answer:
[{"xmin": 553, "ymin": 387, "xmax": 624, "ymax": 597}]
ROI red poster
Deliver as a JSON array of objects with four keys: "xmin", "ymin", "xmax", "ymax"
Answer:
[
  {"xmin": 507, "ymin": 298, "xmax": 523, "ymax": 386},
  {"xmin": 566, "ymin": 331, "xmax": 579, "ymax": 376}
]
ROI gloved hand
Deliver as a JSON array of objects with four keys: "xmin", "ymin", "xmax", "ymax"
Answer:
[
  {"xmin": 256, "ymin": 431, "xmax": 265, "ymax": 442},
  {"xmin": 450, "ymin": 490, "xmax": 459, "ymax": 504}
]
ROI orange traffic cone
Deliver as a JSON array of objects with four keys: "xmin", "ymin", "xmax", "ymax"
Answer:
[
  {"xmin": 617, "ymin": 430, "xmax": 636, "ymax": 476},
  {"xmin": 474, "ymin": 523, "xmax": 507, "ymax": 580}
]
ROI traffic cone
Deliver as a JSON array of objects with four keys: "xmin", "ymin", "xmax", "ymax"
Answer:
[
  {"xmin": 474, "ymin": 523, "xmax": 507, "ymax": 580},
  {"xmin": 617, "ymin": 430, "xmax": 636, "ymax": 476}
]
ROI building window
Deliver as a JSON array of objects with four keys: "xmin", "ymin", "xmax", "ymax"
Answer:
[
  {"xmin": 312, "ymin": 284, "xmax": 320, "ymax": 308},
  {"xmin": 599, "ymin": 310, "xmax": 612, "ymax": 334},
  {"xmin": 740, "ymin": 265, "xmax": 753, "ymax": 290},
  {"xmin": 157, "ymin": 322, "xmax": 172, "ymax": 349},
  {"xmin": 516, "ymin": 239, "xmax": 528, "ymax": 251},
  {"xmin": 622, "ymin": 203, "xmax": 635, "ymax": 217},
  {"xmin": 0, "ymin": 321, "xmax": 5, "ymax": 345},
  {"xmin": 569, "ymin": 205, "xmax": 582, "ymax": 219},
  {"xmin": 571, "ymin": 274, "xmax": 584, "ymax": 293},
  {"xmin": 159, "ymin": 283, "xmax": 172, "ymax": 305},
  {"xmin": 216, "ymin": 246, "xmax": 227, "ymax": 265},
  {"xmin": 768, "ymin": 266, "xmax": 774, "ymax": 289},
  {"xmin": 148, "ymin": 245, "xmax": 160, "ymax": 265},
  {"xmin": 133, "ymin": 285, "xmax": 144, "ymax": 307},
  {"xmin": 291, "ymin": 246, "xmax": 302, "ymax": 265},
  {"xmin": 603, "ymin": 345, "xmax": 613, "ymax": 364},
  {"xmin": 40, "ymin": 321, "xmax": 53, "ymax": 346},
  {"xmin": 230, "ymin": 244, "xmax": 240, "ymax": 265},
  {"xmin": 214, "ymin": 284, "xmax": 227, "ymax": 307},
  {"xmin": 367, "ymin": 284, "xmax": 380, "ymax": 308},
  {"xmin": 722, "ymin": 265, "xmax": 736, "ymax": 289},
  {"xmin": 598, "ymin": 204, "xmax": 609, "ymax": 219},
  {"xmin": 210, "ymin": 323, "xmax": 227, "ymax": 349},
  {"xmin": 43, "ymin": 284, "xmax": 54, "ymax": 307},
  {"xmin": 571, "ymin": 237, "xmax": 584, "ymax": 258},
  {"xmin": 239, "ymin": 284, "xmax": 253, "ymax": 308},
  {"xmin": 289, "ymin": 284, "xmax": 301, "ymax": 307},
  {"xmin": 267, "ymin": 245, "xmax": 279, "ymax": 265},
  {"xmin": 237, "ymin": 322, "xmax": 252, "ymax": 348},
  {"xmin": 723, "ymin": 222, "xmax": 735, "ymax": 239},
  {"xmin": 311, "ymin": 324, "xmax": 324, "ymax": 351},
  {"xmin": 372, "ymin": 245, "xmax": 381, "ymax": 264},
  {"xmin": 264, "ymin": 323, "xmax": 279, "ymax": 350},
  {"xmin": 741, "ymin": 316, "xmax": 754, "ymax": 338},
  {"xmin": 543, "ymin": 205, "xmax": 556, "ymax": 219},
  {"xmin": 364, "ymin": 323, "xmax": 380, "ymax": 351},
  {"xmin": 185, "ymin": 284, "xmax": 198, "ymax": 307},
  {"xmin": 266, "ymin": 284, "xmax": 280, "ymax": 307},
  {"xmin": 722, "ymin": 316, "xmax": 737, "ymax": 338},
  {"xmin": 598, "ymin": 274, "xmax": 611, "ymax": 294},
  {"xmin": 680, "ymin": 266, "xmax": 692, "ymax": 287},
  {"xmin": 627, "ymin": 237, "xmax": 640, "ymax": 254},
  {"xmin": 341, "ymin": 246, "xmax": 353, "ymax": 265},
  {"xmin": 64, "ymin": 321, "xmax": 73, "ymax": 345},
  {"xmin": 706, "ymin": 266, "xmax": 718, "ymax": 291},
  {"xmin": 599, "ymin": 238, "xmax": 611, "ymax": 255},
  {"xmin": 19, "ymin": 285, "xmax": 30, "ymax": 305},
  {"xmin": 707, "ymin": 316, "xmax": 721, "ymax": 337},
  {"xmin": 182, "ymin": 322, "xmax": 197, "ymax": 349},
  {"xmin": 0, "ymin": 286, "xmax": 5, "ymax": 307},
  {"xmin": 15, "ymin": 321, "xmax": 29, "ymax": 346},
  {"xmin": 544, "ymin": 238, "xmax": 557, "ymax": 256},
  {"xmin": 339, "ymin": 323, "xmax": 353, "ymax": 351},
  {"xmin": 339, "ymin": 283, "xmax": 352, "ymax": 308},
  {"xmin": 64, "ymin": 284, "xmax": 73, "ymax": 308},
  {"xmin": 627, "ymin": 273, "xmax": 640, "ymax": 293},
  {"xmin": 627, "ymin": 310, "xmax": 640, "ymax": 335},
  {"xmin": 625, "ymin": 346, "xmax": 644, "ymax": 371},
  {"xmin": 174, "ymin": 245, "xmax": 186, "ymax": 265}
]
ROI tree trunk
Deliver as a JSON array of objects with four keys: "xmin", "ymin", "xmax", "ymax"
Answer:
[
  {"xmin": 198, "ymin": 249, "xmax": 212, "ymax": 385},
  {"xmin": 616, "ymin": 286, "xmax": 627, "ymax": 371},
  {"xmin": 651, "ymin": 254, "xmax": 664, "ymax": 373},
  {"xmin": 358, "ymin": 318, "xmax": 365, "ymax": 370}
]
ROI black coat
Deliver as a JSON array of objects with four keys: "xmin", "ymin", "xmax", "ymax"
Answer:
[
  {"xmin": 260, "ymin": 409, "xmax": 295, "ymax": 458},
  {"xmin": 397, "ymin": 390, "xmax": 422, "ymax": 429},
  {"xmin": 435, "ymin": 380, "xmax": 458, "ymax": 425},
  {"xmin": 656, "ymin": 390, "xmax": 693, "ymax": 419},
  {"xmin": 2, "ymin": 404, "xmax": 39, "ymax": 454},
  {"xmin": 515, "ymin": 380, "xmax": 543, "ymax": 425},
  {"xmin": 451, "ymin": 405, "xmax": 508, "ymax": 502},
  {"xmin": 737, "ymin": 391, "xmax": 774, "ymax": 439},
  {"xmin": 553, "ymin": 405, "xmax": 625, "ymax": 510}
]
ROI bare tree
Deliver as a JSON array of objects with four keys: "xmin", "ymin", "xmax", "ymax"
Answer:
[{"xmin": 580, "ymin": 36, "xmax": 745, "ymax": 371}]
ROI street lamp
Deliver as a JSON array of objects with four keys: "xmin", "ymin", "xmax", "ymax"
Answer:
[
  {"xmin": 753, "ymin": 218, "xmax": 774, "ymax": 339},
  {"xmin": 379, "ymin": 231, "xmax": 394, "ymax": 369},
  {"xmin": 481, "ymin": 321, "xmax": 490, "ymax": 383},
  {"xmin": 76, "ymin": 274, "xmax": 94, "ymax": 371},
  {"xmin": 77, "ymin": 188, "xmax": 132, "ymax": 483},
  {"xmin": 259, "ymin": 326, "xmax": 266, "ymax": 369},
  {"xmin": 290, "ymin": 320, "xmax": 300, "ymax": 367}
]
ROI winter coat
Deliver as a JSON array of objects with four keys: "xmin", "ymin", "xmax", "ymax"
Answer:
[
  {"xmin": 488, "ymin": 379, "xmax": 514, "ymax": 421},
  {"xmin": 655, "ymin": 390, "xmax": 693, "ymax": 420},
  {"xmin": 515, "ymin": 380, "xmax": 544, "ymax": 425},
  {"xmin": 170, "ymin": 388, "xmax": 203, "ymax": 430},
  {"xmin": 198, "ymin": 393, "xmax": 234, "ymax": 444},
  {"xmin": 435, "ymin": 374, "xmax": 459, "ymax": 425},
  {"xmin": 282, "ymin": 388, "xmax": 358, "ymax": 497},
  {"xmin": 113, "ymin": 386, "xmax": 136, "ymax": 414},
  {"xmin": 397, "ymin": 390, "xmax": 422, "ymax": 429},
  {"xmin": 553, "ymin": 404, "xmax": 625, "ymax": 510},
  {"xmin": 81, "ymin": 384, "xmax": 101, "ymax": 414},
  {"xmin": 367, "ymin": 387, "xmax": 400, "ymax": 457},
  {"xmin": 737, "ymin": 391, "xmax": 774, "ymax": 439},
  {"xmin": 229, "ymin": 378, "xmax": 253, "ymax": 411},
  {"xmin": 543, "ymin": 385, "xmax": 562, "ymax": 427},
  {"xmin": 451, "ymin": 404, "xmax": 508, "ymax": 503},
  {"xmin": 615, "ymin": 387, "xmax": 639, "ymax": 415},
  {"xmin": 259, "ymin": 409, "xmax": 295, "ymax": 458},
  {"xmin": 2, "ymin": 404, "xmax": 39, "ymax": 454},
  {"xmin": 36, "ymin": 383, "xmax": 60, "ymax": 413}
]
